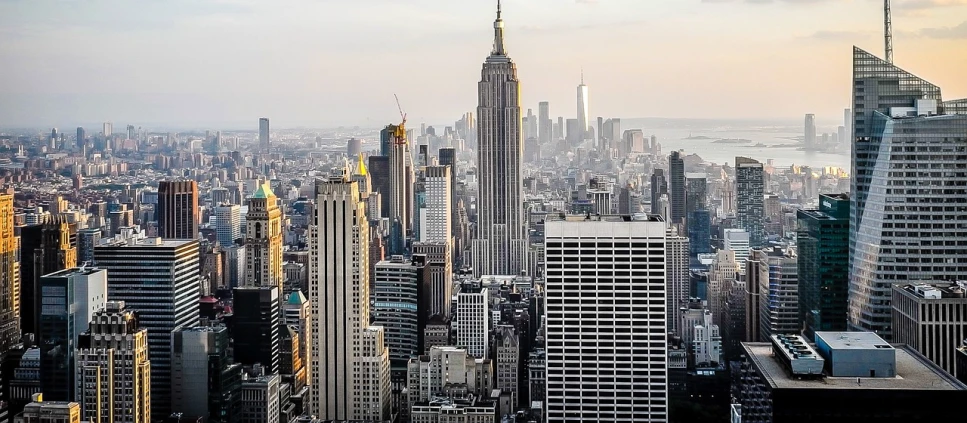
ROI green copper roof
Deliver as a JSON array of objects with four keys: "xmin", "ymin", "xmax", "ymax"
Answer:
[
  {"xmin": 287, "ymin": 290, "xmax": 307, "ymax": 305},
  {"xmin": 252, "ymin": 183, "xmax": 275, "ymax": 199}
]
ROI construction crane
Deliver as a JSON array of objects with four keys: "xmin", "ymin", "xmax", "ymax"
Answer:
[
  {"xmin": 393, "ymin": 94, "xmax": 407, "ymax": 146},
  {"xmin": 884, "ymin": 0, "xmax": 893, "ymax": 63}
]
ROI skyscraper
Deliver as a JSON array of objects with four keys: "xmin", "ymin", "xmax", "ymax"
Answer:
[
  {"xmin": 372, "ymin": 255, "xmax": 424, "ymax": 371},
  {"xmin": 75, "ymin": 127, "xmax": 85, "ymax": 149},
  {"xmin": 538, "ymin": 101, "xmax": 551, "ymax": 145},
  {"xmin": 259, "ymin": 117, "xmax": 269, "ymax": 152},
  {"xmin": 0, "ymin": 190, "xmax": 20, "ymax": 351},
  {"xmin": 157, "ymin": 180, "xmax": 199, "ymax": 240},
  {"xmin": 804, "ymin": 113, "xmax": 817, "ymax": 150},
  {"xmin": 214, "ymin": 204, "xmax": 240, "ymax": 247},
  {"xmin": 577, "ymin": 72, "xmax": 589, "ymax": 139},
  {"xmin": 309, "ymin": 176, "xmax": 390, "ymax": 421},
  {"xmin": 94, "ymin": 238, "xmax": 201, "ymax": 418},
  {"xmin": 245, "ymin": 184, "xmax": 283, "ymax": 289},
  {"xmin": 650, "ymin": 169, "xmax": 668, "ymax": 216},
  {"xmin": 38, "ymin": 267, "xmax": 107, "ymax": 402},
  {"xmin": 22, "ymin": 217, "xmax": 77, "ymax": 337},
  {"xmin": 735, "ymin": 157, "xmax": 764, "ymax": 248},
  {"xmin": 76, "ymin": 301, "xmax": 151, "ymax": 423},
  {"xmin": 666, "ymin": 235, "xmax": 689, "ymax": 337},
  {"xmin": 170, "ymin": 325, "xmax": 241, "ymax": 423},
  {"xmin": 472, "ymin": 2, "xmax": 527, "ymax": 277},
  {"xmin": 232, "ymin": 286, "xmax": 281, "ymax": 374},
  {"xmin": 545, "ymin": 216, "xmax": 668, "ymax": 422},
  {"xmin": 668, "ymin": 151, "xmax": 685, "ymax": 225},
  {"xmin": 797, "ymin": 194, "xmax": 849, "ymax": 339},
  {"xmin": 456, "ymin": 285, "xmax": 489, "ymax": 359},
  {"xmin": 386, "ymin": 123, "xmax": 412, "ymax": 256},
  {"xmin": 849, "ymin": 47, "xmax": 967, "ymax": 337}
]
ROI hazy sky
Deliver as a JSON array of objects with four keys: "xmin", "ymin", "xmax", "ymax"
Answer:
[{"xmin": 1, "ymin": 0, "xmax": 965, "ymax": 129}]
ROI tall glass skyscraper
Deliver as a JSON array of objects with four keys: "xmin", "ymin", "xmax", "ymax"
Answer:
[
  {"xmin": 797, "ymin": 194, "xmax": 849, "ymax": 340},
  {"xmin": 849, "ymin": 47, "xmax": 967, "ymax": 337},
  {"xmin": 668, "ymin": 151, "xmax": 686, "ymax": 225},
  {"xmin": 735, "ymin": 157, "xmax": 764, "ymax": 248}
]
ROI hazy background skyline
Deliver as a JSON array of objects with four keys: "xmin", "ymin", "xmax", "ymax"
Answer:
[{"xmin": 1, "ymin": 0, "xmax": 965, "ymax": 129}]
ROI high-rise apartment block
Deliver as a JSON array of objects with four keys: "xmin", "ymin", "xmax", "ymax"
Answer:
[
  {"xmin": 735, "ymin": 157, "xmax": 764, "ymax": 248},
  {"xmin": 420, "ymin": 166, "xmax": 451, "ymax": 245},
  {"xmin": 892, "ymin": 282, "xmax": 967, "ymax": 376},
  {"xmin": 666, "ymin": 235, "xmax": 689, "ymax": 336},
  {"xmin": 668, "ymin": 151, "xmax": 685, "ymax": 225},
  {"xmin": 309, "ymin": 176, "xmax": 390, "ymax": 421},
  {"xmin": 245, "ymin": 184, "xmax": 283, "ymax": 288},
  {"xmin": 544, "ymin": 216, "xmax": 668, "ymax": 422},
  {"xmin": 797, "ymin": 194, "xmax": 849, "ymax": 339},
  {"xmin": 75, "ymin": 301, "xmax": 150, "ymax": 423},
  {"xmin": 849, "ymin": 47, "xmax": 967, "ymax": 338},
  {"xmin": 157, "ymin": 180, "xmax": 199, "ymax": 240},
  {"xmin": 94, "ymin": 238, "xmax": 200, "ymax": 419},
  {"xmin": 472, "ymin": 3, "xmax": 527, "ymax": 277}
]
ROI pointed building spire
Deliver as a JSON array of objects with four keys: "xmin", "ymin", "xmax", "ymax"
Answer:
[
  {"xmin": 581, "ymin": 68, "xmax": 584, "ymax": 85},
  {"xmin": 492, "ymin": 0, "xmax": 506, "ymax": 56}
]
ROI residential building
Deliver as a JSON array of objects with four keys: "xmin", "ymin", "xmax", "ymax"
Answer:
[
  {"xmin": 75, "ymin": 301, "xmax": 150, "ymax": 423},
  {"xmin": 668, "ymin": 151, "xmax": 685, "ymax": 225},
  {"xmin": 734, "ymin": 157, "xmax": 764, "ymax": 248},
  {"xmin": 892, "ymin": 282, "xmax": 967, "ymax": 376},
  {"xmin": 666, "ymin": 235, "xmax": 689, "ymax": 336}
]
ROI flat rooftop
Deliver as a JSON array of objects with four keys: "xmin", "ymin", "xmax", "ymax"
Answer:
[
  {"xmin": 815, "ymin": 331, "xmax": 892, "ymax": 350},
  {"xmin": 742, "ymin": 343, "xmax": 967, "ymax": 391}
]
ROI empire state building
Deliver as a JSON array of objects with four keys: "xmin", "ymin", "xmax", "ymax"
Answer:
[{"xmin": 472, "ymin": 1, "xmax": 527, "ymax": 276}]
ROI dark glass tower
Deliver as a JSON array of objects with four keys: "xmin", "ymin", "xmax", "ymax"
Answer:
[
  {"xmin": 649, "ymin": 169, "xmax": 667, "ymax": 215},
  {"xmin": 231, "ymin": 286, "xmax": 280, "ymax": 374},
  {"xmin": 849, "ymin": 47, "xmax": 967, "ymax": 337},
  {"xmin": 797, "ymin": 193, "xmax": 850, "ymax": 340},
  {"xmin": 668, "ymin": 151, "xmax": 686, "ymax": 225},
  {"xmin": 368, "ymin": 155, "xmax": 391, "ymax": 220},
  {"xmin": 735, "ymin": 157, "xmax": 764, "ymax": 248},
  {"xmin": 157, "ymin": 180, "xmax": 199, "ymax": 240}
]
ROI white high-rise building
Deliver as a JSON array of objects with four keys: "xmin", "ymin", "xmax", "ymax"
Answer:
[
  {"xmin": 420, "ymin": 165, "xmax": 451, "ymax": 244},
  {"xmin": 259, "ymin": 118, "xmax": 269, "ymax": 151},
  {"xmin": 666, "ymin": 234, "xmax": 689, "ymax": 336},
  {"xmin": 456, "ymin": 286, "xmax": 490, "ymax": 359},
  {"xmin": 472, "ymin": 2, "xmax": 527, "ymax": 277},
  {"xmin": 577, "ymin": 72, "xmax": 589, "ymax": 139},
  {"xmin": 309, "ymin": 175, "xmax": 390, "ymax": 422},
  {"xmin": 545, "ymin": 216, "xmax": 668, "ymax": 422},
  {"xmin": 723, "ymin": 229, "xmax": 750, "ymax": 275},
  {"xmin": 214, "ymin": 204, "xmax": 240, "ymax": 247}
]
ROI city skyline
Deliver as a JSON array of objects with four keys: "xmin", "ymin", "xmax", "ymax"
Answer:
[{"xmin": 1, "ymin": 1, "xmax": 965, "ymax": 128}]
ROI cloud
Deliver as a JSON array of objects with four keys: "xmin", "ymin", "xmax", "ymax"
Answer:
[
  {"xmin": 805, "ymin": 30, "xmax": 873, "ymax": 40},
  {"xmin": 897, "ymin": 0, "xmax": 967, "ymax": 11},
  {"xmin": 919, "ymin": 20, "xmax": 967, "ymax": 38}
]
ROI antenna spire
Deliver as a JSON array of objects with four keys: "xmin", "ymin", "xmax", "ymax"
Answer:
[
  {"xmin": 492, "ymin": 0, "xmax": 506, "ymax": 55},
  {"xmin": 884, "ymin": 0, "xmax": 893, "ymax": 63},
  {"xmin": 581, "ymin": 68, "xmax": 584, "ymax": 85}
]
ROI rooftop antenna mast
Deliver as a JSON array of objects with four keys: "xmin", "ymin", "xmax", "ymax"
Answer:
[{"xmin": 884, "ymin": 0, "xmax": 893, "ymax": 63}]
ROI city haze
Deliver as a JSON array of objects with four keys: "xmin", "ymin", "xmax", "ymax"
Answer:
[{"xmin": 1, "ymin": 0, "xmax": 965, "ymax": 128}]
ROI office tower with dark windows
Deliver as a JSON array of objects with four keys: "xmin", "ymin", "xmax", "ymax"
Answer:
[
  {"xmin": 309, "ymin": 176, "xmax": 390, "ymax": 421},
  {"xmin": 171, "ymin": 325, "xmax": 241, "ymax": 423},
  {"xmin": 232, "ymin": 286, "xmax": 280, "ymax": 374},
  {"xmin": 37, "ymin": 267, "xmax": 106, "ymax": 402},
  {"xmin": 797, "ymin": 194, "xmax": 850, "ymax": 339},
  {"xmin": 472, "ymin": 2, "xmax": 527, "ymax": 277},
  {"xmin": 76, "ymin": 301, "xmax": 150, "ymax": 423},
  {"xmin": 245, "ymin": 184, "xmax": 283, "ymax": 289},
  {"xmin": 21, "ymin": 217, "xmax": 77, "ymax": 338},
  {"xmin": 668, "ymin": 151, "xmax": 686, "ymax": 225},
  {"xmin": 75, "ymin": 127, "xmax": 85, "ymax": 149},
  {"xmin": 544, "ymin": 216, "xmax": 668, "ymax": 423},
  {"xmin": 157, "ymin": 180, "xmax": 199, "ymax": 240},
  {"xmin": 372, "ymin": 255, "xmax": 426, "ymax": 389},
  {"xmin": 258, "ymin": 118, "xmax": 269, "ymax": 152},
  {"xmin": 650, "ymin": 169, "xmax": 667, "ymax": 216},
  {"xmin": 892, "ymin": 282, "xmax": 967, "ymax": 376},
  {"xmin": 94, "ymin": 238, "xmax": 200, "ymax": 419},
  {"xmin": 849, "ymin": 47, "xmax": 967, "ymax": 337},
  {"xmin": 368, "ymin": 155, "xmax": 391, "ymax": 220},
  {"xmin": 735, "ymin": 157, "xmax": 765, "ymax": 248},
  {"xmin": 0, "ymin": 191, "xmax": 19, "ymax": 352}
]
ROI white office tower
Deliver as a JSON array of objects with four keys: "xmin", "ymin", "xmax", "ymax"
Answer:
[
  {"xmin": 577, "ymin": 72, "xmax": 590, "ymax": 139},
  {"xmin": 405, "ymin": 346, "xmax": 494, "ymax": 417},
  {"xmin": 666, "ymin": 234, "xmax": 689, "ymax": 336},
  {"xmin": 456, "ymin": 286, "xmax": 490, "ymax": 358},
  {"xmin": 420, "ymin": 165, "xmax": 452, "ymax": 243},
  {"xmin": 472, "ymin": 2, "xmax": 527, "ymax": 277},
  {"xmin": 214, "ymin": 204, "xmax": 240, "ymax": 247},
  {"xmin": 723, "ymin": 229, "xmax": 750, "ymax": 275},
  {"xmin": 75, "ymin": 301, "xmax": 151, "ymax": 423},
  {"xmin": 308, "ymin": 176, "xmax": 390, "ymax": 421},
  {"xmin": 708, "ymin": 249, "xmax": 738, "ymax": 328},
  {"xmin": 690, "ymin": 308, "xmax": 722, "ymax": 367},
  {"xmin": 545, "ymin": 216, "xmax": 668, "ymax": 422}
]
